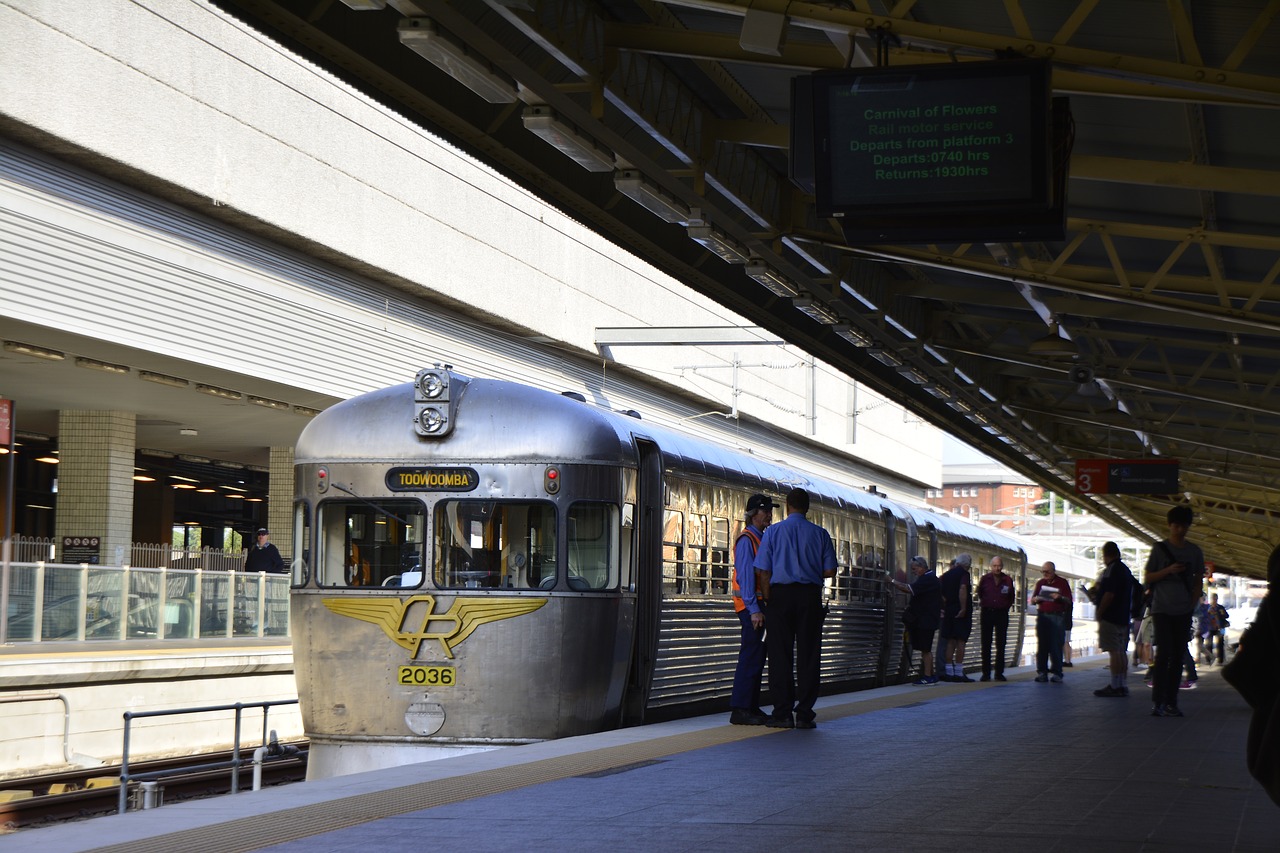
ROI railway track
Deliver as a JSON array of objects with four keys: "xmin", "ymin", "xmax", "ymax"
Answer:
[{"xmin": 0, "ymin": 744, "xmax": 308, "ymax": 831}]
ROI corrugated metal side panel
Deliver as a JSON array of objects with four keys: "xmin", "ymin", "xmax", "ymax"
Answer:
[
  {"xmin": 647, "ymin": 599, "xmax": 739, "ymax": 708},
  {"xmin": 819, "ymin": 604, "xmax": 889, "ymax": 683}
]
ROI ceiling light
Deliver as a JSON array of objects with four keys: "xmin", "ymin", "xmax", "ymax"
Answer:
[
  {"xmin": 833, "ymin": 324, "xmax": 873, "ymax": 347},
  {"xmin": 614, "ymin": 170, "xmax": 689, "ymax": 223},
  {"xmin": 792, "ymin": 296, "xmax": 839, "ymax": 325},
  {"xmin": 196, "ymin": 488, "xmax": 216, "ymax": 493},
  {"xmin": 35, "ymin": 455, "xmax": 59, "ymax": 464},
  {"xmin": 745, "ymin": 260, "xmax": 799, "ymax": 297},
  {"xmin": 397, "ymin": 18, "xmax": 517, "ymax": 104},
  {"xmin": 867, "ymin": 348, "xmax": 903, "ymax": 368},
  {"xmin": 195, "ymin": 384, "xmax": 242, "ymax": 401},
  {"xmin": 132, "ymin": 475, "xmax": 156, "ymax": 482},
  {"xmin": 226, "ymin": 493, "xmax": 245, "ymax": 500},
  {"xmin": 219, "ymin": 484, "xmax": 247, "ymax": 492},
  {"xmin": 173, "ymin": 483, "xmax": 196, "ymax": 490},
  {"xmin": 75, "ymin": 357, "xmax": 129, "ymax": 374},
  {"xmin": 249, "ymin": 395, "xmax": 290, "ymax": 411},
  {"xmin": 178, "ymin": 455, "xmax": 211, "ymax": 464},
  {"xmin": 3, "ymin": 340, "xmax": 65, "ymax": 361},
  {"xmin": 140, "ymin": 448, "xmax": 176, "ymax": 458},
  {"xmin": 139, "ymin": 371, "xmax": 189, "ymax": 389},
  {"xmin": 170, "ymin": 474, "xmax": 200, "ymax": 482},
  {"xmin": 687, "ymin": 223, "xmax": 748, "ymax": 263},
  {"xmin": 896, "ymin": 365, "xmax": 931, "ymax": 385},
  {"xmin": 522, "ymin": 106, "xmax": 613, "ymax": 172},
  {"xmin": 293, "ymin": 406, "xmax": 321, "ymax": 417},
  {"xmin": 179, "ymin": 428, "xmax": 198, "ymax": 436},
  {"xmin": 339, "ymin": 1, "xmax": 388, "ymax": 9},
  {"xmin": 1028, "ymin": 321, "xmax": 1079, "ymax": 357}
]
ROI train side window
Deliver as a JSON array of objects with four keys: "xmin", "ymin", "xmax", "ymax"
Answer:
[
  {"xmin": 292, "ymin": 501, "xmax": 311, "ymax": 586},
  {"xmin": 686, "ymin": 513, "xmax": 708, "ymax": 594},
  {"xmin": 317, "ymin": 500, "xmax": 425, "ymax": 588},
  {"xmin": 709, "ymin": 517, "xmax": 729, "ymax": 594},
  {"xmin": 567, "ymin": 503, "xmax": 619, "ymax": 590},
  {"xmin": 434, "ymin": 501, "xmax": 557, "ymax": 589},
  {"xmin": 662, "ymin": 510, "xmax": 683, "ymax": 595}
]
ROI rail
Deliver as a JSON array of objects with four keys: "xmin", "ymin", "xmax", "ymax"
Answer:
[
  {"xmin": 118, "ymin": 699, "xmax": 300, "ymax": 814},
  {"xmin": 0, "ymin": 561, "xmax": 290, "ymax": 644}
]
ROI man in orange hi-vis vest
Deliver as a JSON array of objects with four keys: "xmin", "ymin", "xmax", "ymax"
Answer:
[{"xmin": 729, "ymin": 493, "xmax": 777, "ymax": 725}]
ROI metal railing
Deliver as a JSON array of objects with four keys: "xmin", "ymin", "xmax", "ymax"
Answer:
[
  {"xmin": 118, "ymin": 699, "xmax": 301, "ymax": 814},
  {"xmin": 0, "ymin": 561, "xmax": 290, "ymax": 644},
  {"xmin": 6, "ymin": 535, "xmax": 251, "ymax": 570}
]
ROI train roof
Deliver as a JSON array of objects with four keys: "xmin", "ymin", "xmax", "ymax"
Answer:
[
  {"xmin": 296, "ymin": 373, "xmax": 892, "ymax": 517},
  {"xmin": 903, "ymin": 504, "xmax": 1026, "ymax": 557}
]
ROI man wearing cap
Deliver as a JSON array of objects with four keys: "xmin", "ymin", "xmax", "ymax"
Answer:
[
  {"xmin": 244, "ymin": 528, "xmax": 286, "ymax": 574},
  {"xmin": 728, "ymin": 493, "xmax": 776, "ymax": 725},
  {"xmin": 751, "ymin": 487, "xmax": 838, "ymax": 729}
]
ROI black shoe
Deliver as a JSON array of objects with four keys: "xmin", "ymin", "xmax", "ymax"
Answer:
[
  {"xmin": 956, "ymin": 674, "xmax": 975, "ymax": 683},
  {"xmin": 994, "ymin": 673, "xmax": 1007, "ymax": 682},
  {"xmin": 795, "ymin": 719, "xmax": 817, "ymax": 729},
  {"xmin": 1163, "ymin": 706, "xmax": 1185, "ymax": 717},
  {"xmin": 766, "ymin": 714, "xmax": 795, "ymax": 729},
  {"xmin": 1151, "ymin": 705, "xmax": 1165, "ymax": 717},
  {"xmin": 979, "ymin": 674, "xmax": 991, "ymax": 682},
  {"xmin": 1063, "ymin": 662, "xmax": 1074, "ymax": 667},
  {"xmin": 729, "ymin": 709, "xmax": 768, "ymax": 726},
  {"xmin": 1035, "ymin": 674, "xmax": 1048, "ymax": 683}
]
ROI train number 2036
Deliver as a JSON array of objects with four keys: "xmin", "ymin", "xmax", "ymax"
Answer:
[{"xmin": 397, "ymin": 665, "xmax": 457, "ymax": 686}]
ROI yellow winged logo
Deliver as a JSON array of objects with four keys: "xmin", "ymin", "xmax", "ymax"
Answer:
[{"xmin": 321, "ymin": 595, "xmax": 546, "ymax": 659}]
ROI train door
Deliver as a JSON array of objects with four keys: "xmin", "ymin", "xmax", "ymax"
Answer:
[{"xmin": 622, "ymin": 438, "xmax": 663, "ymax": 724}]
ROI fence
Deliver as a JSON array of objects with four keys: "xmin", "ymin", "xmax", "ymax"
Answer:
[
  {"xmin": 6, "ymin": 536, "xmax": 249, "ymax": 571},
  {"xmin": 0, "ymin": 558, "xmax": 290, "ymax": 644}
]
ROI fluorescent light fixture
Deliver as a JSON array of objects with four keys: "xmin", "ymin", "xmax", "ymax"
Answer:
[
  {"xmin": 792, "ymin": 296, "xmax": 839, "ymax": 325},
  {"xmin": 3, "ymin": 340, "xmax": 65, "ymax": 360},
  {"xmin": 35, "ymin": 455, "xmax": 59, "ymax": 464},
  {"xmin": 249, "ymin": 395, "xmax": 290, "ymax": 411},
  {"xmin": 215, "ymin": 460, "xmax": 245, "ymax": 469},
  {"xmin": 226, "ymin": 493, "xmax": 245, "ymax": 500},
  {"xmin": 293, "ymin": 405, "xmax": 321, "ymax": 417},
  {"xmin": 170, "ymin": 474, "xmax": 200, "ymax": 482},
  {"xmin": 866, "ymin": 348, "xmax": 903, "ymax": 368},
  {"xmin": 398, "ymin": 18, "xmax": 517, "ymax": 104},
  {"xmin": 132, "ymin": 474, "xmax": 156, "ymax": 482},
  {"xmin": 196, "ymin": 383, "xmax": 242, "ymax": 401},
  {"xmin": 340, "ymin": 0, "xmax": 387, "ymax": 9},
  {"xmin": 833, "ymin": 324, "xmax": 873, "ymax": 347},
  {"xmin": 178, "ymin": 455, "xmax": 211, "ymax": 464},
  {"xmin": 896, "ymin": 365, "xmax": 931, "ymax": 385},
  {"xmin": 179, "ymin": 428, "xmax": 198, "ymax": 437},
  {"xmin": 75, "ymin": 357, "xmax": 129, "ymax": 374},
  {"xmin": 522, "ymin": 106, "xmax": 613, "ymax": 172},
  {"xmin": 245, "ymin": 497, "xmax": 264, "ymax": 503},
  {"xmin": 140, "ymin": 447, "xmax": 176, "ymax": 459},
  {"xmin": 687, "ymin": 223, "xmax": 748, "ymax": 263},
  {"xmin": 745, "ymin": 260, "xmax": 799, "ymax": 297},
  {"xmin": 922, "ymin": 383, "xmax": 953, "ymax": 400},
  {"xmin": 139, "ymin": 370, "xmax": 189, "ymax": 389},
  {"xmin": 219, "ymin": 484, "xmax": 248, "ymax": 492},
  {"xmin": 948, "ymin": 398, "xmax": 973, "ymax": 413},
  {"xmin": 173, "ymin": 483, "xmax": 197, "ymax": 490},
  {"xmin": 614, "ymin": 170, "xmax": 688, "ymax": 223},
  {"xmin": 196, "ymin": 488, "xmax": 216, "ymax": 493}
]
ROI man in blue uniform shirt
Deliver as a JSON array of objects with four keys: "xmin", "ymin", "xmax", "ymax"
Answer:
[
  {"xmin": 729, "ymin": 493, "xmax": 776, "ymax": 725},
  {"xmin": 752, "ymin": 487, "xmax": 838, "ymax": 729}
]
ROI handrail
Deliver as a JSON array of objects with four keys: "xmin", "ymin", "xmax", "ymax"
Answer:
[{"xmin": 118, "ymin": 699, "xmax": 300, "ymax": 814}]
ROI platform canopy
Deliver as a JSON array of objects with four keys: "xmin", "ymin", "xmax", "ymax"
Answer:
[{"xmin": 208, "ymin": 0, "xmax": 1280, "ymax": 578}]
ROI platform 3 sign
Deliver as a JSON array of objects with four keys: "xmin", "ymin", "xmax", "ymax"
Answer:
[{"xmin": 1075, "ymin": 459, "xmax": 1180, "ymax": 495}]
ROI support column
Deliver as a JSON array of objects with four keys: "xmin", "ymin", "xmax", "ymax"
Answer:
[
  {"xmin": 55, "ymin": 411, "xmax": 136, "ymax": 566},
  {"xmin": 268, "ymin": 446, "xmax": 294, "ymax": 562}
]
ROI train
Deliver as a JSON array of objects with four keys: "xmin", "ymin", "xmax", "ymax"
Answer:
[{"xmin": 289, "ymin": 364, "xmax": 1028, "ymax": 778}]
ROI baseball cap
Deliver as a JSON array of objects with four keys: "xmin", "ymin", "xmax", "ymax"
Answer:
[
  {"xmin": 745, "ymin": 494, "xmax": 778, "ymax": 513},
  {"xmin": 256, "ymin": 528, "xmax": 269, "ymax": 536}
]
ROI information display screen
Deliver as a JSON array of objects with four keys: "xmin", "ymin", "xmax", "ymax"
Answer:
[{"xmin": 809, "ymin": 59, "xmax": 1060, "ymax": 241}]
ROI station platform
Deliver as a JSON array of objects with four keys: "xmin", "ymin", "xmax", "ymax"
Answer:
[{"xmin": 6, "ymin": 657, "xmax": 1277, "ymax": 853}]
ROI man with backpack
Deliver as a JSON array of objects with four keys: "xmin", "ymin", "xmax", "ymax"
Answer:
[
  {"xmin": 1144, "ymin": 504, "xmax": 1206, "ymax": 718},
  {"xmin": 1092, "ymin": 541, "xmax": 1135, "ymax": 697}
]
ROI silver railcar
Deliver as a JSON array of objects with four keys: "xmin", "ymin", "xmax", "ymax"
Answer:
[{"xmin": 291, "ymin": 365, "xmax": 1026, "ymax": 777}]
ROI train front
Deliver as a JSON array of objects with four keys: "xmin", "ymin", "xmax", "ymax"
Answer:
[{"xmin": 291, "ymin": 367, "xmax": 637, "ymax": 779}]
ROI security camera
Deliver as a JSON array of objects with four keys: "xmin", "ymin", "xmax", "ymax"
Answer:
[{"xmin": 1068, "ymin": 365, "xmax": 1094, "ymax": 384}]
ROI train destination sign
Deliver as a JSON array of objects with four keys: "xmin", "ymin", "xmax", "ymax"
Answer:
[
  {"xmin": 386, "ymin": 466, "xmax": 479, "ymax": 492},
  {"xmin": 1074, "ymin": 459, "xmax": 1180, "ymax": 495}
]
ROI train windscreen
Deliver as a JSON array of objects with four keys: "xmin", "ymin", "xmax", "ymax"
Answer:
[{"xmin": 434, "ymin": 501, "xmax": 557, "ymax": 589}]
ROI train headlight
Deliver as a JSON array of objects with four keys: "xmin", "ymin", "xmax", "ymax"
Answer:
[
  {"xmin": 418, "ymin": 407, "xmax": 447, "ymax": 434},
  {"xmin": 416, "ymin": 369, "xmax": 448, "ymax": 400},
  {"xmin": 316, "ymin": 466, "xmax": 329, "ymax": 493}
]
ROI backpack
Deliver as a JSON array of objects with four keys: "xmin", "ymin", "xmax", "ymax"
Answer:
[{"xmin": 1130, "ymin": 576, "xmax": 1147, "ymax": 621}]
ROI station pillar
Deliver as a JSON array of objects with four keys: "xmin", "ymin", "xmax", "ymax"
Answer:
[
  {"xmin": 268, "ymin": 446, "xmax": 294, "ymax": 561},
  {"xmin": 54, "ymin": 410, "xmax": 136, "ymax": 565}
]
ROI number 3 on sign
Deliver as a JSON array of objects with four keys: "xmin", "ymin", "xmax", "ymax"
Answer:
[{"xmin": 1074, "ymin": 460, "xmax": 1107, "ymax": 494}]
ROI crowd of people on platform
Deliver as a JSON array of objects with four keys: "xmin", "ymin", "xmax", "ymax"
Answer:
[{"xmin": 726, "ymin": 493, "xmax": 1278, "ymax": 805}]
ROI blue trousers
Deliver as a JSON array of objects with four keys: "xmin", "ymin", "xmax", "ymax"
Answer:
[
  {"xmin": 1036, "ymin": 613, "xmax": 1066, "ymax": 676},
  {"xmin": 730, "ymin": 607, "xmax": 766, "ymax": 711}
]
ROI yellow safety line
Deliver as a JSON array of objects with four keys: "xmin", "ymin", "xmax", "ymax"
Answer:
[{"xmin": 86, "ymin": 680, "xmax": 998, "ymax": 853}]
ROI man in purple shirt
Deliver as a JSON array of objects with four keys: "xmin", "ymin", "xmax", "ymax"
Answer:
[
  {"xmin": 976, "ymin": 556, "xmax": 1016, "ymax": 681},
  {"xmin": 752, "ymin": 487, "xmax": 838, "ymax": 729}
]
